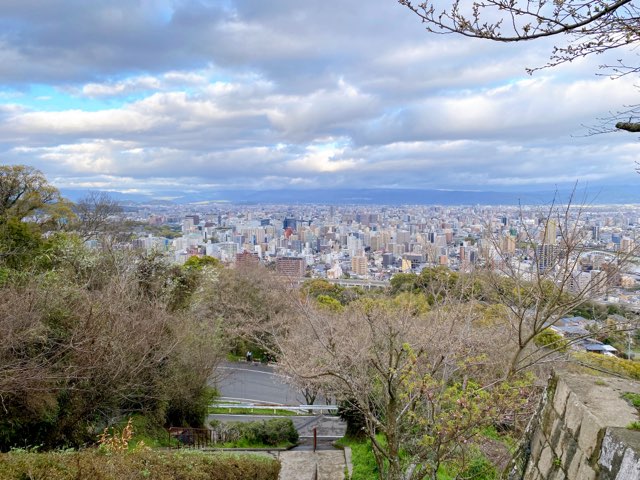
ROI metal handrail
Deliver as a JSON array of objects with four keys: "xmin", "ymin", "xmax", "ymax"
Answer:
[{"xmin": 212, "ymin": 404, "xmax": 338, "ymax": 413}]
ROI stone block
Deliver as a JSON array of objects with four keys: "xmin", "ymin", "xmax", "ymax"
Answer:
[
  {"xmin": 560, "ymin": 433, "xmax": 579, "ymax": 469},
  {"xmin": 576, "ymin": 461, "xmax": 597, "ymax": 480},
  {"xmin": 550, "ymin": 418, "xmax": 566, "ymax": 457},
  {"xmin": 538, "ymin": 444, "xmax": 555, "ymax": 479},
  {"xmin": 599, "ymin": 428, "xmax": 640, "ymax": 480},
  {"xmin": 567, "ymin": 449, "xmax": 584, "ymax": 480},
  {"xmin": 616, "ymin": 446, "xmax": 640, "ymax": 480},
  {"xmin": 553, "ymin": 378, "xmax": 571, "ymax": 418},
  {"xmin": 523, "ymin": 461, "xmax": 539, "ymax": 480},
  {"xmin": 577, "ymin": 409, "xmax": 604, "ymax": 460},
  {"xmin": 530, "ymin": 425, "xmax": 546, "ymax": 462},
  {"xmin": 564, "ymin": 392, "xmax": 585, "ymax": 438}
]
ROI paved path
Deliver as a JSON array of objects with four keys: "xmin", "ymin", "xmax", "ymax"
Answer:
[
  {"xmin": 278, "ymin": 450, "xmax": 346, "ymax": 480},
  {"xmin": 213, "ymin": 361, "xmax": 348, "ymax": 479},
  {"xmin": 215, "ymin": 362, "xmax": 302, "ymax": 405}
]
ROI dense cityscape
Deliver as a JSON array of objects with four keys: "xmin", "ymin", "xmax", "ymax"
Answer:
[{"xmin": 113, "ymin": 201, "xmax": 640, "ymax": 309}]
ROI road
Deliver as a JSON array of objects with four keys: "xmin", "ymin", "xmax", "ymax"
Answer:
[{"xmin": 213, "ymin": 361, "xmax": 304, "ymax": 405}]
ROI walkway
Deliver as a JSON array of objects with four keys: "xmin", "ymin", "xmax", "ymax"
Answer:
[{"xmin": 278, "ymin": 450, "xmax": 347, "ymax": 480}]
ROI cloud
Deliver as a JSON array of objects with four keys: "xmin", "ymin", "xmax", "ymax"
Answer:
[{"xmin": 0, "ymin": 0, "xmax": 637, "ymax": 196}]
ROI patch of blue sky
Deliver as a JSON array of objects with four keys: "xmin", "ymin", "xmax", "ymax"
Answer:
[{"xmin": 0, "ymin": 84, "xmax": 133, "ymax": 112}]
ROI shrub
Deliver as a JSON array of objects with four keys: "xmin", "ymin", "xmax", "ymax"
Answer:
[
  {"xmin": 534, "ymin": 329, "xmax": 568, "ymax": 352},
  {"xmin": 214, "ymin": 418, "xmax": 298, "ymax": 447},
  {"xmin": 239, "ymin": 418, "xmax": 298, "ymax": 446},
  {"xmin": 575, "ymin": 353, "xmax": 640, "ymax": 380},
  {"xmin": 0, "ymin": 449, "xmax": 281, "ymax": 480},
  {"xmin": 338, "ymin": 399, "xmax": 368, "ymax": 439}
]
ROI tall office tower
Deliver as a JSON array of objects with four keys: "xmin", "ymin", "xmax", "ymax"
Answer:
[
  {"xmin": 502, "ymin": 235, "xmax": 516, "ymax": 254},
  {"xmin": 543, "ymin": 220, "xmax": 557, "ymax": 245},
  {"xmin": 370, "ymin": 235, "xmax": 381, "ymax": 251},
  {"xmin": 591, "ymin": 226, "xmax": 600, "ymax": 241},
  {"xmin": 283, "ymin": 218, "xmax": 297, "ymax": 231},
  {"xmin": 536, "ymin": 244, "xmax": 558, "ymax": 272}
]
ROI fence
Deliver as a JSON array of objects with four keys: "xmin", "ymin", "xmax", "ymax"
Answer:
[
  {"xmin": 168, "ymin": 427, "xmax": 217, "ymax": 449},
  {"xmin": 212, "ymin": 404, "xmax": 338, "ymax": 414}
]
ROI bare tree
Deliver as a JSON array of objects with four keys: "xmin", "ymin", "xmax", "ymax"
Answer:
[
  {"xmin": 71, "ymin": 191, "xmax": 124, "ymax": 241},
  {"xmin": 277, "ymin": 295, "xmax": 531, "ymax": 480},
  {"xmin": 479, "ymin": 194, "xmax": 639, "ymax": 376},
  {"xmin": 399, "ymin": 0, "xmax": 640, "ymax": 131},
  {"xmin": 0, "ymin": 248, "xmax": 224, "ymax": 449}
]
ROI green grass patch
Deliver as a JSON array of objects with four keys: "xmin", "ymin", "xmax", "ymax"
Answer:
[
  {"xmin": 622, "ymin": 392, "xmax": 640, "ymax": 409},
  {"xmin": 0, "ymin": 449, "xmax": 280, "ymax": 480},
  {"xmin": 627, "ymin": 421, "xmax": 640, "ymax": 431},
  {"xmin": 336, "ymin": 435, "xmax": 499, "ymax": 480},
  {"xmin": 335, "ymin": 436, "xmax": 380, "ymax": 480},
  {"xmin": 215, "ymin": 438, "xmax": 296, "ymax": 449},
  {"xmin": 125, "ymin": 414, "xmax": 177, "ymax": 449},
  {"xmin": 481, "ymin": 426, "xmax": 518, "ymax": 454}
]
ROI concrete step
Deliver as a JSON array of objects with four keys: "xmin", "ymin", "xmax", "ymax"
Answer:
[{"xmin": 278, "ymin": 450, "xmax": 345, "ymax": 480}]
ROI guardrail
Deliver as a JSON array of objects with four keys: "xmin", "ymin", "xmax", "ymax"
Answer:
[{"xmin": 211, "ymin": 404, "xmax": 338, "ymax": 414}]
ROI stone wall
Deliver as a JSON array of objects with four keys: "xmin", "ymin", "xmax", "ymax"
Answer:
[{"xmin": 522, "ymin": 373, "xmax": 640, "ymax": 480}]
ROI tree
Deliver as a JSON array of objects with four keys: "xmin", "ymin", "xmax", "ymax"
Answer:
[
  {"xmin": 478, "ymin": 196, "xmax": 639, "ymax": 376},
  {"xmin": 277, "ymin": 297, "xmax": 532, "ymax": 480},
  {"xmin": 71, "ymin": 191, "xmax": 125, "ymax": 242},
  {"xmin": 0, "ymin": 165, "xmax": 69, "ymax": 223},
  {"xmin": 0, "ymin": 245, "xmax": 223, "ymax": 450},
  {"xmin": 399, "ymin": 0, "xmax": 640, "ymax": 131}
]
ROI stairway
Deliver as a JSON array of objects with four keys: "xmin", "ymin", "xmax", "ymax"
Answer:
[{"xmin": 278, "ymin": 450, "xmax": 346, "ymax": 480}]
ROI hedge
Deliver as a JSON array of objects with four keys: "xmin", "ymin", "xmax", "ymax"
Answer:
[{"xmin": 0, "ymin": 449, "xmax": 280, "ymax": 480}]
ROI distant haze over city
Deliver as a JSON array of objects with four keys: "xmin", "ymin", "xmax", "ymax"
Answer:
[
  {"xmin": 62, "ymin": 185, "xmax": 640, "ymax": 206},
  {"xmin": 0, "ymin": 1, "xmax": 639, "ymax": 197}
]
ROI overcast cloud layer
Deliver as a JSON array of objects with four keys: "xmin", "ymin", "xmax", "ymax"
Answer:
[{"xmin": 0, "ymin": 0, "xmax": 638, "ymax": 199}]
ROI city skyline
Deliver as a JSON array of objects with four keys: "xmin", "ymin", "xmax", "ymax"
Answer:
[{"xmin": 1, "ymin": 1, "xmax": 639, "ymax": 200}]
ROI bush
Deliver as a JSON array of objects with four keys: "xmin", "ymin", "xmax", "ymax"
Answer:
[
  {"xmin": 338, "ymin": 399, "xmax": 368, "ymax": 439},
  {"xmin": 0, "ymin": 449, "xmax": 281, "ymax": 480},
  {"xmin": 239, "ymin": 418, "xmax": 298, "ymax": 446},
  {"xmin": 575, "ymin": 353, "xmax": 640, "ymax": 380},
  {"xmin": 534, "ymin": 329, "xmax": 568, "ymax": 352},
  {"xmin": 215, "ymin": 418, "xmax": 298, "ymax": 447}
]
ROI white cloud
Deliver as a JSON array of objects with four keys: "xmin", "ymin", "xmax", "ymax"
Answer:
[{"xmin": 0, "ymin": 0, "xmax": 637, "ymax": 195}]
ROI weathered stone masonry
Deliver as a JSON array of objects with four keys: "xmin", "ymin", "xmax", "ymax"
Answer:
[{"xmin": 521, "ymin": 373, "xmax": 640, "ymax": 480}]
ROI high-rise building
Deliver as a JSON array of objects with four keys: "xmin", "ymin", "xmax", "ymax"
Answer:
[
  {"xmin": 351, "ymin": 256, "xmax": 368, "ymax": 276},
  {"xmin": 283, "ymin": 218, "xmax": 297, "ymax": 231},
  {"xmin": 544, "ymin": 220, "xmax": 557, "ymax": 245},
  {"xmin": 536, "ymin": 244, "xmax": 557, "ymax": 272},
  {"xmin": 236, "ymin": 251, "xmax": 260, "ymax": 267},
  {"xmin": 382, "ymin": 253, "xmax": 394, "ymax": 267},
  {"xmin": 590, "ymin": 269, "xmax": 607, "ymax": 296},
  {"xmin": 276, "ymin": 256, "xmax": 305, "ymax": 278},
  {"xmin": 502, "ymin": 235, "xmax": 516, "ymax": 254}
]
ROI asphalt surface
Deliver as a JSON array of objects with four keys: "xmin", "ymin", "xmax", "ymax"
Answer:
[
  {"xmin": 209, "ymin": 414, "xmax": 346, "ymax": 440},
  {"xmin": 213, "ymin": 361, "xmax": 304, "ymax": 405}
]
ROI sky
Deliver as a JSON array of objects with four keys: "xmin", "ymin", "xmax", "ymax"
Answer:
[{"xmin": 0, "ymin": 0, "xmax": 639, "ymax": 200}]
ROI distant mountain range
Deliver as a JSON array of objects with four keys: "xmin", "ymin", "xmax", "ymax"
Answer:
[{"xmin": 60, "ymin": 185, "xmax": 640, "ymax": 206}]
